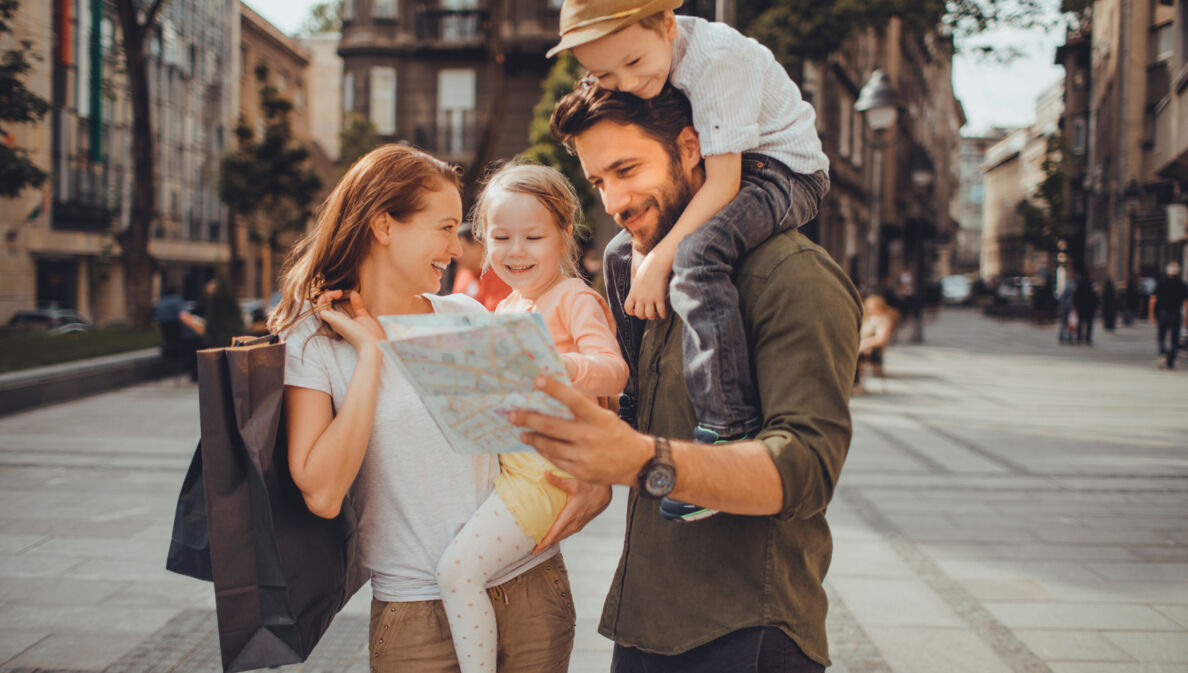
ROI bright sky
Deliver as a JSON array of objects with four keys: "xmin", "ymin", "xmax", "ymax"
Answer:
[{"xmin": 244, "ymin": 0, "xmax": 1067, "ymax": 135}]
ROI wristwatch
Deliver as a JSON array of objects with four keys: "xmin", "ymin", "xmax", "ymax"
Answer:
[{"xmin": 638, "ymin": 436, "xmax": 676, "ymax": 498}]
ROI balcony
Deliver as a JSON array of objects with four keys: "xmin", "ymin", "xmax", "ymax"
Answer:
[{"xmin": 415, "ymin": 9, "xmax": 488, "ymax": 45}]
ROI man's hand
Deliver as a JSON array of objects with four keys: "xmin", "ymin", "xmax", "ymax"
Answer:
[
  {"xmin": 534, "ymin": 472, "xmax": 612, "ymax": 553},
  {"xmin": 623, "ymin": 247, "xmax": 675, "ymax": 321},
  {"xmin": 510, "ymin": 376, "xmax": 652, "ymax": 487}
]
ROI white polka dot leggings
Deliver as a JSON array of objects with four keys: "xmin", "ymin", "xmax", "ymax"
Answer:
[{"xmin": 437, "ymin": 490, "xmax": 537, "ymax": 673}]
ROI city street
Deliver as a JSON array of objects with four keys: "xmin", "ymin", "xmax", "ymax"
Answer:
[{"xmin": 0, "ymin": 308, "xmax": 1185, "ymax": 672}]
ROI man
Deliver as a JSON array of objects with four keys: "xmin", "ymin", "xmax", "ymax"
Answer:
[
  {"xmin": 1149, "ymin": 261, "xmax": 1187, "ymax": 369},
  {"xmin": 511, "ymin": 83, "xmax": 860, "ymax": 671}
]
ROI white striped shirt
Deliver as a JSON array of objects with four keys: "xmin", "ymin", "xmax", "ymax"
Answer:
[{"xmin": 669, "ymin": 16, "xmax": 830, "ymax": 175}]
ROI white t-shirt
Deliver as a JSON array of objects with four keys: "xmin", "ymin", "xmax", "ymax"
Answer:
[
  {"xmin": 282, "ymin": 293, "xmax": 557, "ymax": 602},
  {"xmin": 670, "ymin": 15, "xmax": 829, "ymax": 175}
]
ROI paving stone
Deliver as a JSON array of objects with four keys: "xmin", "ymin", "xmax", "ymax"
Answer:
[
  {"xmin": 1047, "ymin": 664, "xmax": 1187, "ymax": 673},
  {"xmin": 0, "ymin": 577, "xmax": 125, "ymax": 605},
  {"xmin": 1152, "ymin": 604, "xmax": 1188, "ymax": 628},
  {"xmin": 864, "ymin": 626, "xmax": 1015, "ymax": 673},
  {"xmin": 829, "ymin": 539, "xmax": 916, "ymax": 578},
  {"xmin": 1102, "ymin": 632, "xmax": 1188, "ymax": 663},
  {"xmin": 1012, "ymin": 629, "xmax": 1133, "ymax": 662},
  {"xmin": 0, "ymin": 631, "xmax": 47, "ymax": 667},
  {"xmin": 1087, "ymin": 562, "xmax": 1188, "ymax": 583},
  {"xmin": 1, "ymin": 632, "xmax": 143, "ymax": 671},
  {"xmin": 958, "ymin": 579, "xmax": 1057, "ymax": 602},
  {"xmin": 983, "ymin": 602, "xmax": 1182, "ymax": 630},
  {"xmin": 829, "ymin": 577, "xmax": 965, "ymax": 628}
]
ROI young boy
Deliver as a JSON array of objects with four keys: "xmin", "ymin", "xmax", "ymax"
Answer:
[{"xmin": 548, "ymin": 0, "xmax": 830, "ymax": 521}]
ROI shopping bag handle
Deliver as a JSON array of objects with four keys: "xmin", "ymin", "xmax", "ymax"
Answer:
[{"xmin": 231, "ymin": 333, "xmax": 280, "ymax": 348}]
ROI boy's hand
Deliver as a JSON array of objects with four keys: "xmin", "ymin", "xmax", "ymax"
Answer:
[{"xmin": 624, "ymin": 249, "xmax": 674, "ymax": 320}]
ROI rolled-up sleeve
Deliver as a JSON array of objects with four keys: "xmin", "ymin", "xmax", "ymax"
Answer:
[
  {"xmin": 674, "ymin": 42, "xmax": 763, "ymax": 157},
  {"xmin": 742, "ymin": 248, "xmax": 861, "ymax": 521}
]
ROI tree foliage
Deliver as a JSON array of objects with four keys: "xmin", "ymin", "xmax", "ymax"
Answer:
[
  {"xmin": 519, "ymin": 52, "xmax": 598, "ymax": 224},
  {"xmin": 298, "ymin": 1, "xmax": 341, "ymax": 35},
  {"xmin": 0, "ymin": 0, "xmax": 50, "ymax": 198},
  {"xmin": 337, "ymin": 112, "xmax": 378, "ymax": 177},
  {"xmin": 736, "ymin": 0, "xmax": 1081, "ymax": 65},
  {"xmin": 219, "ymin": 63, "xmax": 322, "ymax": 292},
  {"xmin": 1017, "ymin": 134, "xmax": 1068, "ymax": 254}
]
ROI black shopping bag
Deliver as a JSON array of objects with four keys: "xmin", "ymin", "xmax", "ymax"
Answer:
[
  {"xmin": 194, "ymin": 334, "xmax": 366, "ymax": 673},
  {"xmin": 165, "ymin": 442, "xmax": 212, "ymax": 581}
]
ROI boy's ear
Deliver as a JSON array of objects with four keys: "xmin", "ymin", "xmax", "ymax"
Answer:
[
  {"xmin": 663, "ymin": 10, "xmax": 678, "ymax": 41},
  {"xmin": 369, "ymin": 213, "xmax": 393, "ymax": 245}
]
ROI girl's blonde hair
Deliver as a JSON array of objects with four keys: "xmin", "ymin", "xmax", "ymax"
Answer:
[
  {"xmin": 269, "ymin": 144, "xmax": 461, "ymax": 334},
  {"xmin": 469, "ymin": 162, "xmax": 584, "ymax": 279}
]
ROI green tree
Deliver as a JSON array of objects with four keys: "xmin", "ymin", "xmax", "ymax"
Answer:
[
  {"xmin": 519, "ymin": 52, "xmax": 598, "ymax": 223},
  {"xmin": 337, "ymin": 112, "xmax": 378, "ymax": 177},
  {"xmin": 0, "ymin": 0, "xmax": 50, "ymax": 198},
  {"xmin": 1017, "ymin": 134, "xmax": 1068, "ymax": 255},
  {"xmin": 737, "ymin": 0, "xmax": 1082, "ymax": 65},
  {"xmin": 219, "ymin": 63, "xmax": 322, "ymax": 295},
  {"xmin": 298, "ymin": 0, "xmax": 341, "ymax": 35}
]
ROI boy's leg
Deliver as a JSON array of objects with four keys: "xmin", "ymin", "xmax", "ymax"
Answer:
[
  {"xmin": 664, "ymin": 164, "xmax": 827, "ymax": 522},
  {"xmin": 437, "ymin": 491, "xmax": 538, "ymax": 673},
  {"xmin": 669, "ymin": 163, "xmax": 829, "ymax": 437}
]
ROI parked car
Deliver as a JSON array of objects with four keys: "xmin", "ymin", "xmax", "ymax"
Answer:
[
  {"xmin": 994, "ymin": 276, "xmax": 1039, "ymax": 305},
  {"xmin": 940, "ymin": 275, "xmax": 973, "ymax": 305},
  {"xmin": 7, "ymin": 308, "xmax": 93, "ymax": 335}
]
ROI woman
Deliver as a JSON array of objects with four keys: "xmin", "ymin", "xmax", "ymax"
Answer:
[
  {"xmin": 269, "ymin": 145, "xmax": 575, "ymax": 673},
  {"xmin": 854, "ymin": 293, "xmax": 894, "ymax": 393}
]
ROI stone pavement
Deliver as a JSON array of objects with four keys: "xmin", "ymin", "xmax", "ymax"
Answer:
[{"xmin": 0, "ymin": 308, "xmax": 1184, "ymax": 672}]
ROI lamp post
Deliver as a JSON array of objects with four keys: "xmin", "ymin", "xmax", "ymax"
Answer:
[
  {"xmin": 855, "ymin": 69, "xmax": 898, "ymax": 290},
  {"xmin": 909, "ymin": 148, "xmax": 935, "ymax": 344}
]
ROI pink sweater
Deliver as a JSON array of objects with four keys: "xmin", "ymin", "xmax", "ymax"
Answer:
[{"xmin": 497, "ymin": 277, "xmax": 628, "ymax": 397}]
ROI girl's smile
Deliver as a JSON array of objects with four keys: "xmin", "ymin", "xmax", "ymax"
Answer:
[{"xmin": 485, "ymin": 191, "xmax": 569, "ymax": 301}]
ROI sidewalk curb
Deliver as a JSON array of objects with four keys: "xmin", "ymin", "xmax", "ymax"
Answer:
[{"xmin": 0, "ymin": 348, "xmax": 184, "ymax": 417}]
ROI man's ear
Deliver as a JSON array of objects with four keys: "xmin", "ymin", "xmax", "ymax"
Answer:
[
  {"xmin": 676, "ymin": 127, "xmax": 701, "ymax": 172},
  {"xmin": 369, "ymin": 213, "xmax": 393, "ymax": 246}
]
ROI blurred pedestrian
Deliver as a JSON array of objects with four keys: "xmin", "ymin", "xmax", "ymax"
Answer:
[
  {"xmin": 1058, "ymin": 277, "xmax": 1077, "ymax": 344},
  {"xmin": 451, "ymin": 222, "xmax": 512, "ymax": 310},
  {"xmin": 1149, "ymin": 262, "xmax": 1187, "ymax": 370},
  {"xmin": 1102, "ymin": 278, "xmax": 1117, "ymax": 331},
  {"xmin": 1074, "ymin": 273, "xmax": 1100, "ymax": 345},
  {"xmin": 1122, "ymin": 276, "xmax": 1139, "ymax": 326},
  {"xmin": 854, "ymin": 294, "xmax": 894, "ymax": 394}
]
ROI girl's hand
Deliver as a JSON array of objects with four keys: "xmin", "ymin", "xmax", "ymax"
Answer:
[
  {"xmin": 624, "ymin": 250, "xmax": 672, "ymax": 321},
  {"xmin": 315, "ymin": 290, "xmax": 385, "ymax": 351}
]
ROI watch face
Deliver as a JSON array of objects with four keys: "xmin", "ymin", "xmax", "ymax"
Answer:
[{"xmin": 645, "ymin": 465, "xmax": 676, "ymax": 497}]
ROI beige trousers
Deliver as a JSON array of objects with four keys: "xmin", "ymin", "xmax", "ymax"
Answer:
[{"xmin": 369, "ymin": 555, "xmax": 575, "ymax": 673}]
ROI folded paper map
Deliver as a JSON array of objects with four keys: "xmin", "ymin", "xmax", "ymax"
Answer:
[{"xmin": 377, "ymin": 313, "xmax": 572, "ymax": 455}]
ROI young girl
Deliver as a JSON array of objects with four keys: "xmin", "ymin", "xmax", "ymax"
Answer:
[
  {"xmin": 271, "ymin": 146, "xmax": 575, "ymax": 673},
  {"xmin": 436, "ymin": 163, "xmax": 628, "ymax": 673}
]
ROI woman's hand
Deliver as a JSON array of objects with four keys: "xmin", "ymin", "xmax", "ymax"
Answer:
[{"xmin": 316, "ymin": 290, "xmax": 385, "ymax": 351}]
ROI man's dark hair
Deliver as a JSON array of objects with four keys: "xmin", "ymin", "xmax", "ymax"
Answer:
[{"xmin": 550, "ymin": 82, "xmax": 693, "ymax": 166}]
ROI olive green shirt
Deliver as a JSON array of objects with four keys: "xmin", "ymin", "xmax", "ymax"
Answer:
[{"xmin": 598, "ymin": 231, "xmax": 861, "ymax": 665}]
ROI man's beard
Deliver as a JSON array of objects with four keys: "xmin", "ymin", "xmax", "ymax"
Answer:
[{"xmin": 615, "ymin": 158, "xmax": 695, "ymax": 255}]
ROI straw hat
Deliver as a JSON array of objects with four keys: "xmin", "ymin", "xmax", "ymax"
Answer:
[{"xmin": 546, "ymin": 0, "xmax": 683, "ymax": 58}]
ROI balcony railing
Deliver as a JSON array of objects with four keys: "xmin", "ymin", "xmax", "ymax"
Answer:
[{"xmin": 415, "ymin": 9, "xmax": 488, "ymax": 43}]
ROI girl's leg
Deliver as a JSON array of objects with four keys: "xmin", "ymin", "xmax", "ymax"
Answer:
[{"xmin": 437, "ymin": 491, "xmax": 536, "ymax": 673}]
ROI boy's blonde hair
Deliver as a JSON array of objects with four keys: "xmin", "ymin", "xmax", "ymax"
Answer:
[{"xmin": 470, "ymin": 162, "xmax": 585, "ymax": 279}]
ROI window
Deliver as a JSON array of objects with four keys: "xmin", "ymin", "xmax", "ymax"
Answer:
[
  {"xmin": 343, "ymin": 72, "xmax": 355, "ymax": 114},
  {"xmin": 550, "ymin": 0, "xmax": 563, "ymax": 8},
  {"xmin": 370, "ymin": 67, "xmax": 396, "ymax": 135},
  {"xmin": 374, "ymin": 0, "xmax": 396, "ymax": 19},
  {"xmin": 1150, "ymin": 22, "xmax": 1173, "ymax": 63},
  {"xmin": 438, "ymin": 68, "xmax": 475, "ymax": 154},
  {"xmin": 838, "ymin": 94, "xmax": 852, "ymax": 159},
  {"xmin": 1071, "ymin": 117, "xmax": 1086, "ymax": 155},
  {"xmin": 342, "ymin": 0, "xmax": 354, "ymax": 21},
  {"xmin": 851, "ymin": 99, "xmax": 863, "ymax": 166}
]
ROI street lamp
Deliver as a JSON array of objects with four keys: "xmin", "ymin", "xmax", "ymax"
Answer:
[
  {"xmin": 855, "ymin": 69, "xmax": 898, "ymax": 290},
  {"xmin": 909, "ymin": 147, "xmax": 935, "ymax": 344}
]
